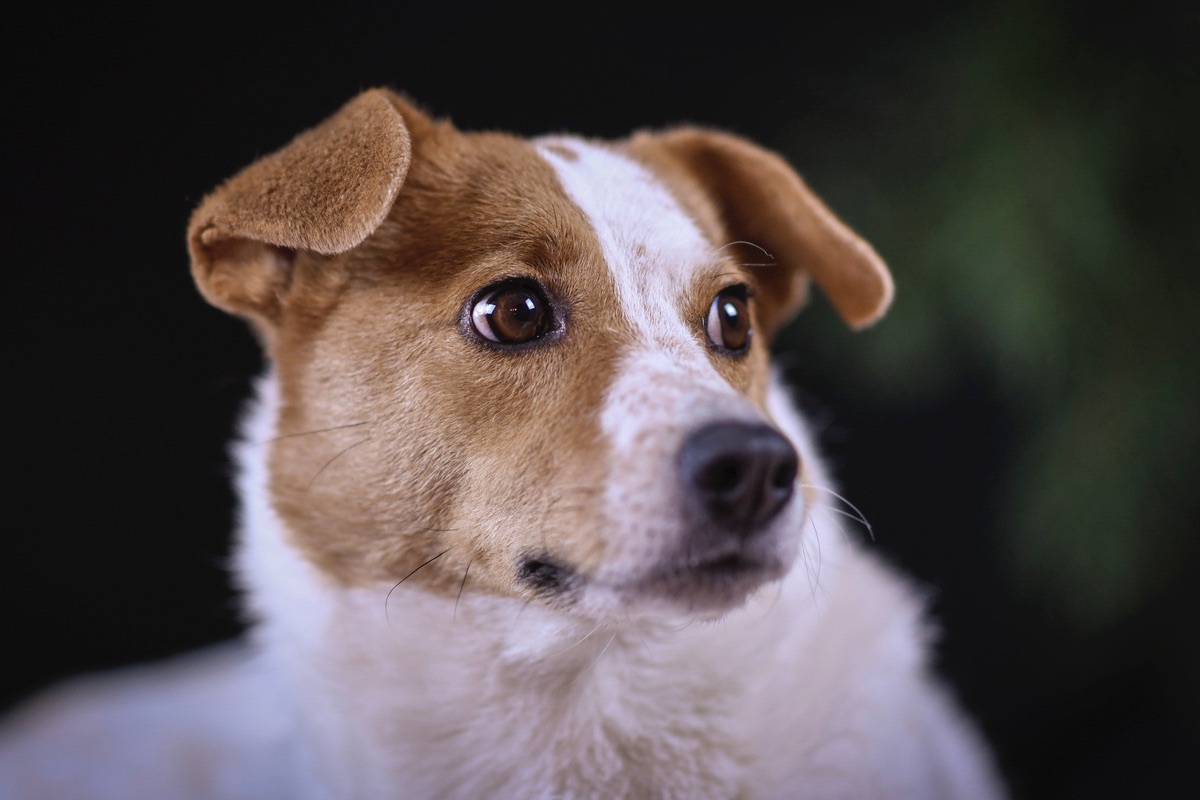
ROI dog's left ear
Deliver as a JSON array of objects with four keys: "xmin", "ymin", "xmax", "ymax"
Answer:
[{"xmin": 630, "ymin": 128, "xmax": 893, "ymax": 334}]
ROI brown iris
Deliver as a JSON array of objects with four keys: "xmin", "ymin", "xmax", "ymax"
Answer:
[
  {"xmin": 471, "ymin": 281, "xmax": 552, "ymax": 345},
  {"xmin": 706, "ymin": 286, "xmax": 751, "ymax": 352}
]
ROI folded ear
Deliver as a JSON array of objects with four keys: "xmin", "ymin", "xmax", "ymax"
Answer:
[
  {"xmin": 630, "ymin": 128, "xmax": 893, "ymax": 334},
  {"xmin": 187, "ymin": 88, "xmax": 419, "ymax": 332}
]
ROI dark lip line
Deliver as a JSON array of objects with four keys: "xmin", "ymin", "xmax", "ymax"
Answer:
[
  {"xmin": 520, "ymin": 532, "xmax": 792, "ymax": 607},
  {"xmin": 634, "ymin": 550, "xmax": 786, "ymax": 590}
]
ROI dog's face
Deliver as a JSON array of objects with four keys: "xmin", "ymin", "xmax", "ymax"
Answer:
[{"xmin": 188, "ymin": 89, "xmax": 891, "ymax": 621}]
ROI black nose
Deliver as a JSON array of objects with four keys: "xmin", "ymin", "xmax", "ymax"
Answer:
[{"xmin": 678, "ymin": 421, "xmax": 799, "ymax": 534}]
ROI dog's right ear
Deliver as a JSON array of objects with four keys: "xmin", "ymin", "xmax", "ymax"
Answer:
[
  {"xmin": 629, "ymin": 127, "xmax": 893, "ymax": 335},
  {"xmin": 187, "ymin": 89, "xmax": 420, "ymax": 334}
]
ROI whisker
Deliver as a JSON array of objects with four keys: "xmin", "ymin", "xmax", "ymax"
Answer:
[
  {"xmin": 307, "ymin": 437, "xmax": 372, "ymax": 490},
  {"xmin": 385, "ymin": 548, "xmax": 452, "ymax": 624},
  {"xmin": 262, "ymin": 420, "xmax": 371, "ymax": 445},
  {"xmin": 710, "ymin": 240, "xmax": 774, "ymax": 260},
  {"xmin": 805, "ymin": 513, "xmax": 827, "ymax": 605},
  {"xmin": 799, "ymin": 483, "xmax": 874, "ymax": 540},
  {"xmin": 541, "ymin": 620, "xmax": 607, "ymax": 658},
  {"xmin": 453, "ymin": 559, "xmax": 474, "ymax": 623},
  {"xmin": 566, "ymin": 631, "xmax": 619, "ymax": 687},
  {"xmin": 801, "ymin": 513, "xmax": 817, "ymax": 601},
  {"xmin": 824, "ymin": 506, "xmax": 877, "ymax": 537}
]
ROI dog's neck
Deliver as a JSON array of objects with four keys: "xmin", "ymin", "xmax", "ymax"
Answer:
[{"xmin": 226, "ymin": 371, "xmax": 848, "ymax": 798}]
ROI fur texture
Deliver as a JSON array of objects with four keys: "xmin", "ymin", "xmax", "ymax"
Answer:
[{"xmin": 0, "ymin": 89, "xmax": 1005, "ymax": 799}]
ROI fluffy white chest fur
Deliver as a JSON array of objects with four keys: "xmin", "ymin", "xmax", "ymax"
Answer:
[{"xmin": 0, "ymin": 89, "xmax": 1005, "ymax": 799}]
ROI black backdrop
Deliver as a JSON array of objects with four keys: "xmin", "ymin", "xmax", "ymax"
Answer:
[{"xmin": 4, "ymin": 4, "xmax": 1196, "ymax": 799}]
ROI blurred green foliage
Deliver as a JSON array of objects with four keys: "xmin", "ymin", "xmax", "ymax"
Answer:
[{"xmin": 776, "ymin": 2, "xmax": 1198, "ymax": 632}]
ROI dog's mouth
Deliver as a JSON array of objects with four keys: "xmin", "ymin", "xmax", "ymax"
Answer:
[
  {"xmin": 518, "ymin": 545, "xmax": 787, "ymax": 615},
  {"xmin": 636, "ymin": 547, "xmax": 788, "ymax": 611}
]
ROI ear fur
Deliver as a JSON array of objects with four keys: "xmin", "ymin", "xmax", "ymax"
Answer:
[
  {"xmin": 187, "ymin": 88, "xmax": 418, "ymax": 331},
  {"xmin": 630, "ymin": 128, "xmax": 893, "ymax": 332}
]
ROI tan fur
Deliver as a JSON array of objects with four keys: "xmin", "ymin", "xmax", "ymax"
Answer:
[
  {"xmin": 189, "ymin": 90, "xmax": 414, "ymax": 335},
  {"xmin": 190, "ymin": 92, "xmax": 631, "ymax": 591},
  {"xmin": 188, "ymin": 87, "xmax": 890, "ymax": 599}
]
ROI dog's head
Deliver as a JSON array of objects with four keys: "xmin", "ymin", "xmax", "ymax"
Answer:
[{"xmin": 188, "ymin": 89, "xmax": 891, "ymax": 621}]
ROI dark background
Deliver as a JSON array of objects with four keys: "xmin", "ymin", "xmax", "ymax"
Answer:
[{"xmin": 3, "ymin": 3, "xmax": 1197, "ymax": 798}]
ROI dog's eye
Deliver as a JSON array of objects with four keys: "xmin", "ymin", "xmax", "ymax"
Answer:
[
  {"xmin": 471, "ymin": 281, "xmax": 552, "ymax": 345},
  {"xmin": 705, "ymin": 286, "xmax": 751, "ymax": 352}
]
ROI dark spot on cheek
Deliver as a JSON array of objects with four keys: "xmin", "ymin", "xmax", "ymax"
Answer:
[{"xmin": 518, "ymin": 555, "xmax": 577, "ymax": 596}]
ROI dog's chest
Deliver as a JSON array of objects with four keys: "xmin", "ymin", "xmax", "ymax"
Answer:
[{"xmin": 274, "ymin": 590, "xmax": 762, "ymax": 799}]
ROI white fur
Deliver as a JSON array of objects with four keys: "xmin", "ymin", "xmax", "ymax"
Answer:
[
  {"xmin": 536, "ymin": 138, "xmax": 710, "ymax": 342},
  {"xmin": 235, "ymin": 373, "xmax": 1000, "ymax": 799},
  {"xmin": 0, "ymin": 138, "xmax": 1006, "ymax": 799},
  {"xmin": 540, "ymin": 140, "xmax": 805, "ymax": 618},
  {"xmin": 0, "ymin": 372, "xmax": 1003, "ymax": 798}
]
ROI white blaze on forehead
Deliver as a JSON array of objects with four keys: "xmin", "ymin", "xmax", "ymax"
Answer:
[
  {"xmin": 536, "ymin": 138, "xmax": 762, "ymax": 564},
  {"xmin": 536, "ymin": 137, "xmax": 712, "ymax": 344},
  {"xmin": 536, "ymin": 136, "xmax": 743, "ymax": 442}
]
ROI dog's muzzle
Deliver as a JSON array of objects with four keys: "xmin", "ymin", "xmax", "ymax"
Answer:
[
  {"xmin": 678, "ymin": 421, "xmax": 798, "ymax": 535},
  {"xmin": 522, "ymin": 420, "xmax": 801, "ymax": 613}
]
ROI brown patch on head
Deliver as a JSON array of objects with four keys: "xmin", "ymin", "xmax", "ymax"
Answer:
[
  {"xmin": 273, "ymin": 129, "xmax": 635, "ymax": 597},
  {"xmin": 189, "ymin": 88, "xmax": 634, "ymax": 599},
  {"xmin": 188, "ymin": 92, "xmax": 892, "ymax": 613}
]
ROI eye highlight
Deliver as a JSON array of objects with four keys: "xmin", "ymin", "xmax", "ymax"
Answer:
[
  {"xmin": 705, "ymin": 285, "xmax": 752, "ymax": 353},
  {"xmin": 470, "ymin": 280, "xmax": 553, "ymax": 345}
]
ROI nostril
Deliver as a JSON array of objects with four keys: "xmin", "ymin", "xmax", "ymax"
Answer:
[
  {"xmin": 770, "ymin": 454, "xmax": 798, "ymax": 491},
  {"xmin": 679, "ymin": 421, "xmax": 799, "ymax": 534},
  {"xmin": 696, "ymin": 456, "xmax": 745, "ymax": 494}
]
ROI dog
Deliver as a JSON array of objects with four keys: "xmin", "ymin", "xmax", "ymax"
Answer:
[{"xmin": 0, "ymin": 88, "xmax": 1005, "ymax": 799}]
